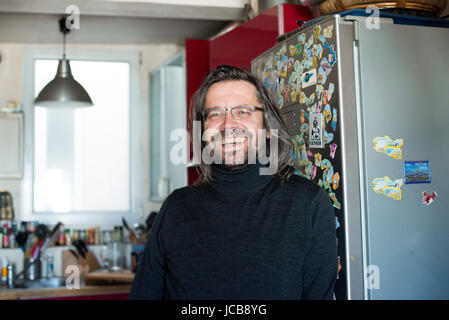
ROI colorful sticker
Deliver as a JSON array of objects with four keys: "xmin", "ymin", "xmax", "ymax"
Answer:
[
  {"xmin": 310, "ymin": 165, "xmax": 317, "ymax": 179},
  {"xmin": 331, "ymin": 107, "xmax": 337, "ymax": 131},
  {"xmin": 323, "ymin": 129, "xmax": 334, "ymax": 144},
  {"xmin": 309, "ymin": 113, "xmax": 323, "ymax": 148},
  {"xmin": 280, "ymin": 43, "xmax": 287, "ymax": 55},
  {"xmin": 373, "ymin": 136, "xmax": 403, "ymax": 160},
  {"xmin": 404, "ymin": 160, "xmax": 431, "ymax": 184},
  {"xmin": 328, "ymin": 83, "xmax": 335, "ymax": 101},
  {"xmin": 301, "ymin": 68, "xmax": 317, "ymax": 89},
  {"xmin": 330, "ymin": 143, "xmax": 337, "ymax": 159},
  {"xmin": 311, "ymin": 43, "xmax": 323, "ymax": 60},
  {"xmin": 329, "ymin": 192, "xmax": 341, "ymax": 209},
  {"xmin": 315, "ymin": 153, "xmax": 322, "ymax": 167},
  {"xmin": 422, "ymin": 191, "xmax": 437, "ymax": 205},
  {"xmin": 298, "ymin": 33, "xmax": 306, "ymax": 45},
  {"xmin": 323, "ymin": 104, "xmax": 332, "ymax": 123},
  {"xmin": 336, "ymin": 216, "xmax": 340, "ymax": 229},
  {"xmin": 317, "ymin": 66, "xmax": 327, "ymax": 85},
  {"xmin": 332, "ymin": 172, "xmax": 340, "ymax": 190},
  {"xmin": 320, "ymin": 58, "xmax": 332, "ymax": 75},
  {"xmin": 289, "ymin": 44, "xmax": 296, "ymax": 56},
  {"xmin": 372, "ymin": 176, "xmax": 404, "ymax": 200},
  {"xmin": 314, "ymin": 25, "xmax": 321, "ymax": 41},
  {"xmin": 299, "ymin": 92, "xmax": 315, "ymax": 105},
  {"xmin": 328, "ymin": 45, "xmax": 337, "ymax": 67},
  {"xmin": 307, "ymin": 102, "xmax": 317, "ymax": 114},
  {"xmin": 280, "ymin": 55, "xmax": 288, "ymax": 78},
  {"xmin": 305, "ymin": 34, "xmax": 313, "ymax": 49},
  {"xmin": 315, "ymin": 84, "xmax": 324, "ymax": 101},
  {"xmin": 323, "ymin": 25, "xmax": 334, "ymax": 38}
]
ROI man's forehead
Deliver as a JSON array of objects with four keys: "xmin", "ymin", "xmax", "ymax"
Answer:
[{"xmin": 204, "ymin": 80, "xmax": 258, "ymax": 108}]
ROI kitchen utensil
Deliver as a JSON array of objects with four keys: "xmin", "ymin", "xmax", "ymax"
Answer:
[
  {"xmin": 100, "ymin": 242, "xmax": 125, "ymax": 272},
  {"xmin": 69, "ymin": 249, "xmax": 79, "ymax": 259},
  {"xmin": 72, "ymin": 239, "xmax": 87, "ymax": 259},
  {"xmin": 39, "ymin": 222, "xmax": 61, "ymax": 253},
  {"xmin": 122, "ymin": 217, "xmax": 138, "ymax": 240}
]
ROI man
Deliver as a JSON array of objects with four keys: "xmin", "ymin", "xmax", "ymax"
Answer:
[{"xmin": 130, "ymin": 65, "xmax": 337, "ymax": 300}]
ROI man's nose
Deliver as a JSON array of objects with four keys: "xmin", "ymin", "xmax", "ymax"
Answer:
[{"xmin": 222, "ymin": 109, "xmax": 238, "ymax": 129}]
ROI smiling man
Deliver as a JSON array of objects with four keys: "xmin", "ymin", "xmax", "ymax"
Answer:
[{"xmin": 130, "ymin": 65, "xmax": 337, "ymax": 300}]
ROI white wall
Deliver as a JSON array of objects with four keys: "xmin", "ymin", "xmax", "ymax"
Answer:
[{"xmin": 0, "ymin": 42, "xmax": 182, "ymax": 228}]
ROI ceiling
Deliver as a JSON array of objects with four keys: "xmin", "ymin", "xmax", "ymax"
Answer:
[{"xmin": 0, "ymin": 0, "xmax": 248, "ymax": 45}]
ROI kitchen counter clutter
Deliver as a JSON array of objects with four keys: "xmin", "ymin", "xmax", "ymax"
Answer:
[{"xmin": 0, "ymin": 281, "xmax": 131, "ymax": 300}]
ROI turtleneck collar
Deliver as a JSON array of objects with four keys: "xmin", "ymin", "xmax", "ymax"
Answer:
[{"xmin": 209, "ymin": 162, "xmax": 273, "ymax": 192}]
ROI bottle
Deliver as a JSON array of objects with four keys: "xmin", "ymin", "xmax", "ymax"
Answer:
[
  {"xmin": 9, "ymin": 228, "xmax": 15, "ymax": 249},
  {"xmin": 46, "ymin": 253, "xmax": 54, "ymax": 278},
  {"xmin": 2, "ymin": 226, "xmax": 9, "ymax": 248},
  {"xmin": 65, "ymin": 228, "xmax": 72, "ymax": 246},
  {"xmin": 0, "ymin": 194, "xmax": 6, "ymax": 220},
  {"xmin": 7, "ymin": 264, "xmax": 15, "ymax": 288},
  {"xmin": 95, "ymin": 227, "xmax": 100, "ymax": 245},
  {"xmin": 5, "ymin": 194, "xmax": 13, "ymax": 220},
  {"xmin": 0, "ymin": 228, "xmax": 3, "ymax": 249},
  {"xmin": 58, "ymin": 224, "xmax": 65, "ymax": 246},
  {"xmin": 1, "ymin": 257, "xmax": 8, "ymax": 282}
]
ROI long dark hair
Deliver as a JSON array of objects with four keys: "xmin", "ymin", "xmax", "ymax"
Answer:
[{"xmin": 189, "ymin": 65, "xmax": 294, "ymax": 185}]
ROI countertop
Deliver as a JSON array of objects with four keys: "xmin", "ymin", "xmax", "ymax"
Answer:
[{"xmin": 0, "ymin": 283, "xmax": 132, "ymax": 300}]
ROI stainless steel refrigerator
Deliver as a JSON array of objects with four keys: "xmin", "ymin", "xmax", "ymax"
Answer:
[{"xmin": 252, "ymin": 9, "xmax": 449, "ymax": 300}]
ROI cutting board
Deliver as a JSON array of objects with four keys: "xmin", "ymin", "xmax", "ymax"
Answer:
[{"xmin": 84, "ymin": 269, "xmax": 135, "ymax": 283}]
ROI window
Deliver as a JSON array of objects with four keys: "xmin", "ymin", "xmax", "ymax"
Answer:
[{"xmin": 22, "ymin": 49, "xmax": 141, "ymax": 225}]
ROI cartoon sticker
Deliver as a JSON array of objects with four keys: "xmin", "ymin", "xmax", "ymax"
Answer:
[
  {"xmin": 422, "ymin": 191, "xmax": 437, "ymax": 205},
  {"xmin": 336, "ymin": 216, "xmax": 340, "ymax": 229},
  {"xmin": 317, "ymin": 66, "xmax": 327, "ymax": 85},
  {"xmin": 372, "ymin": 136, "xmax": 403, "ymax": 160},
  {"xmin": 314, "ymin": 25, "xmax": 321, "ymax": 41},
  {"xmin": 329, "ymin": 192, "xmax": 341, "ymax": 209},
  {"xmin": 289, "ymin": 44, "xmax": 296, "ymax": 56},
  {"xmin": 328, "ymin": 45, "xmax": 337, "ymax": 67},
  {"xmin": 323, "ymin": 104, "xmax": 332, "ymax": 123},
  {"xmin": 323, "ymin": 129, "xmax": 334, "ymax": 144},
  {"xmin": 330, "ymin": 143, "xmax": 337, "ymax": 159},
  {"xmin": 328, "ymin": 83, "xmax": 335, "ymax": 101},
  {"xmin": 404, "ymin": 160, "xmax": 431, "ymax": 184},
  {"xmin": 315, "ymin": 152, "xmax": 322, "ymax": 167},
  {"xmin": 305, "ymin": 34, "xmax": 313, "ymax": 49},
  {"xmin": 309, "ymin": 113, "xmax": 323, "ymax": 149},
  {"xmin": 310, "ymin": 165, "xmax": 317, "ymax": 179},
  {"xmin": 301, "ymin": 68, "xmax": 317, "ymax": 89},
  {"xmin": 320, "ymin": 58, "xmax": 332, "ymax": 75},
  {"xmin": 372, "ymin": 176, "xmax": 404, "ymax": 200},
  {"xmin": 298, "ymin": 33, "xmax": 306, "ymax": 45},
  {"xmin": 332, "ymin": 172, "xmax": 340, "ymax": 190},
  {"xmin": 307, "ymin": 102, "xmax": 317, "ymax": 114},
  {"xmin": 323, "ymin": 25, "xmax": 333, "ymax": 38},
  {"xmin": 331, "ymin": 107, "xmax": 337, "ymax": 131},
  {"xmin": 299, "ymin": 92, "xmax": 315, "ymax": 105},
  {"xmin": 311, "ymin": 43, "xmax": 323, "ymax": 60}
]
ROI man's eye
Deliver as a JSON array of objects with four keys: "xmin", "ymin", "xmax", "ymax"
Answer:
[
  {"xmin": 236, "ymin": 108, "xmax": 252, "ymax": 116},
  {"xmin": 208, "ymin": 111, "xmax": 222, "ymax": 119}
]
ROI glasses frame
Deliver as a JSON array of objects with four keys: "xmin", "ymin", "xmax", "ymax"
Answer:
[{"xmin": 202, "ymin": 105, "xmax": 264, "ymax": 122}]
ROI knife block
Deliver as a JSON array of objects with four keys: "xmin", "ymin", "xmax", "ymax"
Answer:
[{"xmin": 61, "ymin": 250, "xmax": 101, "ymax": 278}]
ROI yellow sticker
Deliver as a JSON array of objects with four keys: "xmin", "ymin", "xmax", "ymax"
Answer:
[
  {"xmin": 372, "ymin": 136, "xmax": 403, "ymax": 160},
  {"xmin": 372, "ymin": 176, "xmax": 403, "ymax": 200}
]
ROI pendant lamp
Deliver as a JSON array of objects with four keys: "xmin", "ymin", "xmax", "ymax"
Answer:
[{"xmin": 34, "ymin": 17, "xmax": 93, "ymax": 108}]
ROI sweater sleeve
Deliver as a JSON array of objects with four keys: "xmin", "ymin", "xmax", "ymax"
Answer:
[
  {"xmin": 129, "ymin": 201, "xmax": 168, "ymax": 300},
  {"xmin": 302, "ymin": 187, "xmax": 338, "ymax": 300}
]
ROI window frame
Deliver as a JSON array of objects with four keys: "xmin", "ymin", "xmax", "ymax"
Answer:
[{"xmin": 22, "ymin": 47, "xmax": 142, "ymax": 225}]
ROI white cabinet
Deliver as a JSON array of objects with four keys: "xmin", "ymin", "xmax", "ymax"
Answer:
[
  {"xmin": 149, "ymin": 51, "xmax": 187, "ymax": 201},
  {"xmin": 0, "ymin": 112, "xmax": 23, "ymax": 178}
]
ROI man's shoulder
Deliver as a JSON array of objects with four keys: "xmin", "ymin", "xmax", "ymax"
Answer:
[
  {"xmin": 165, "ymin": 184, "xmax": 204, "ymax": 204},
  {"xmin": 282, "ymin": 174, "xmax": 322, "ymax": 196}
]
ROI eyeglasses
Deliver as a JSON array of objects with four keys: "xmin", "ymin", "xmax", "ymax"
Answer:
[{"xmin": 202, "ymin": 105, "xmax": 264, "ymax": 122}]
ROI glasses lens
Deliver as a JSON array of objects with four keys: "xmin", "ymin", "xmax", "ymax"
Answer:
[
  {"xmin": 205, "ymin": 109, "xmax": 223, "ymax": 121},
  {"xmin": 233, "ymin": 106, "xmax": 253, "ymax": 119}
]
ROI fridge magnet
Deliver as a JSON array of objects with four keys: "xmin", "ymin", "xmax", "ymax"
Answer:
[
  {"xmin": 372, "ymin": 176, "xmax": 404, "ymax": 200},
  {"xmin": 322, "ymin": 39, "xmax": 329, "ymax": 49},
  {"xmin": 404, "ymin": 160, "xmax": 431, "ymax": 184},
  {"xmin": 311, "ymin": 165, "xmax": 317, "ymax": 179},
  {"xmin": 307, "ymin": 102, "xmax": 317, "ymax": 114},
  {"xmin": 287, "ymin": 57, "xmax": 295, "ymax": 72},
  {"xmin": 323, "ymin": 129, "xmax": 334, "ymax": 144},
  {"xmin": 314, "ymin": 25, "xmax": 321, "ymax": 41},
  {"xmin": 289, "ymin": 44, "xmax": 296, "ymax": 56},
  {"xmin": 315, "ymin": 152, "xmax": 322, "ymax": 167},
  {"xmin": 315, "ymin": 84, "xmax": 324, "ymax": 100},
  {"xmin": 328, "ymin": 82, "xmax": 335, "ymax": 100},
  {"xmin": 332, "ymin": 172, "xmax": 340, "ymax": 190},
  {"xmin": 295, "ymin": 44, "xmax": 303, "ymax": 57},
  {"xmin": 422, "ymin": 191, "xmax": 437, "ymax": 205},
  {"xmin": 280, "ymin": 55, "xmax": 288, "ymax": 78},
  {"xmin": 316, "ymin": 99, "xmax": 323, "ymax": 113},
  {"xmin": 280, "ymin": 43, "xmax": 287, "ymax": 55},
  {"xmin": 305, "ymin": 34, "xmax": 314, "ymax": 49},
  {"xmin": 320, "ymin": 58, "xmax": 332, "ymax": 75},
  {"xmin": 309, "ymin": 113, "xmax": 324, "ymax": 148},
  {"xmin": 372, "ymin": 136, "xmax": 403, "ymax": 160},
  {"xmin": 321, "ymin": 160, "xmax": 334, "ymax": 190},
  {"xmin": 336, "ymin": 216, "xmax": 340, "ymax": 229},
  {"xmin": 311, "ymin": 43, "xmax": 323, "ymax": 60},
  {"xmin": 305, "ymin": 161, "xmax": 313, "ymax": 177},
  {"xmin": 329, "ymin": 192, "xmax": 341, "ymax": 209},
  {"xmin": 328, "ymin": 45, "xmax": 337, "ymax": 67},
  {"xmin": 331, "ymin": 108, "xmax": 338, "ymax": 131},
  {"xmin": 300, "ymin": 109, "xmax": 305, "ymax": 124},
  {"xmin": 299, "ymin": 91, "xmax": 314, "ymax": 105},
  {"xmin": 323, "ymin": 104, "xmax": 332, "ymax": 123},
  {"xmin": 298, "ymin": 33, "xmax": 306, "ymax": 45},
  {"xmin": 323, "ymin": 25, "xmax": 334, "ymax": 38},
  {"xmin": 317, "ymin": 66, "xmax": 328, "ymax": 85},
  {"xmin": 301, "ymin": 69, "xmax": 317, "ymax": 89},
  {"xmin": 282, "ymin": 85, "xmax": 290, "ymax": 102},
  {"xmin": 330, "ymin": 143, "xmax": 337, "ymax": 159},
  {"xmin": 319, "ymin": 34, "xmax": 325, "ymax": 44}
]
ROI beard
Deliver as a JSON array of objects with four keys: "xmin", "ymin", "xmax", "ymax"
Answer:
[{"xmin": 203, "ymin": 128, "xmax": 258, "ymax": 169}]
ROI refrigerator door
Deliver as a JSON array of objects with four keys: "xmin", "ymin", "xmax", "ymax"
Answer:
[{"xmin": 355, "ymin": 19, "xmax": 449, "ymax": 299}]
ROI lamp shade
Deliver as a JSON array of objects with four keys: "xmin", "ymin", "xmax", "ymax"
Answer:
[{"xmin": 34, "ymin": 59, "xmax": 93, "ymax": 108}]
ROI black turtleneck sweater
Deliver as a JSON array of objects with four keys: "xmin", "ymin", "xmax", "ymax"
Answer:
[{"xmin": 129, "ymin": 164, "xmax": 337, "ymax": 300}]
